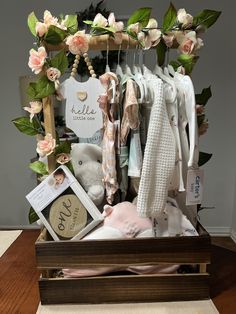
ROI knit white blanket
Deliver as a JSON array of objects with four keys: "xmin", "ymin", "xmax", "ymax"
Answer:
[{"xmin": 137, "ymin": 71, "xmax": 176, "ymax": 218}]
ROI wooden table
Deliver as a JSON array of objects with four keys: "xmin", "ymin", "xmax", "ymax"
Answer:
[
  {"xmin": 0, "ymin": 230, "xmax": 40, "ymax": 314},
  {"xmin": 0, "ymin": 230, "xmax": 236, "ymax": 314}
]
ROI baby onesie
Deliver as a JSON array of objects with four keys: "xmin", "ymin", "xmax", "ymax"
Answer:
[{"xmin": 98, "ymin": 72, "xmax": 120, "ymax": 204}]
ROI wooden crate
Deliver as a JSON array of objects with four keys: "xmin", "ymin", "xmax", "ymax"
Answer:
[{"xmin": 35, "ymin": 223, "xmax": 211, "ymax": 305}]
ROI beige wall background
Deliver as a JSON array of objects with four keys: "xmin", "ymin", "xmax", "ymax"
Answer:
[{"xmin": 0, "ymin": 0, "xmax": 235, "ymax": 237}]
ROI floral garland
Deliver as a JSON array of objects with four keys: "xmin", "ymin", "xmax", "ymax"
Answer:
[{"xmin": 12, "ymin": 4, "xmax": 220, "ymax": 222}]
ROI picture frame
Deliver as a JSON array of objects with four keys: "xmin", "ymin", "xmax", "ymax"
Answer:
[{"xmin": 26, "ymin": 165, "xmax": 104, "ymax": 241}]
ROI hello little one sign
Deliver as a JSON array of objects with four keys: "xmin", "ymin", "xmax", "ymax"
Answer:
[{"xmin": 60, "ymin": 76, "xmax": 105, "ymax": 138}]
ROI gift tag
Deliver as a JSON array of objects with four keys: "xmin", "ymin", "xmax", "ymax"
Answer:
[
  {"xmin": 60, "ymin": 77, "xmax": 105, "ymax": 138},
  {"xmin": 49, "ymin": 194, "xmax": 88, "ymax": 239},
  {"xmin": 186, "ymin": 169, "xmax": 204, "ymax": 205}
]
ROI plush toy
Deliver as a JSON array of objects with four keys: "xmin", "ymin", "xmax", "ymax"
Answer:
[
  {"xmin": 70, "ymin": 143, "xmax": 105, "ymax": 206},
  {"xmin": 63, "ymin": 201, "xmax": 179, "ymax": 278},
  {"xmin": 102, "ymin": 201, "xmax": 153, "ymax": 238}
]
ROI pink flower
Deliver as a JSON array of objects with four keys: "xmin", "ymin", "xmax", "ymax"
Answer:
[
  {"xmin": 36, "ymin": 133, "xmax": 56, "ymax": 157},
  {"xmin": 23, "ymin": 101, "xmax": 42, "ymax": 122},
  {"xmin": 177, "ymin": 31, "xmax": 204, "ymax": 55},
  {"xmin": 28, "ymin": 46, "xmax": 47, "ymax": 74},
  {"xmin": 56, "ymin": 153, "xmax": 71, "ymax": 165},
  {"xmin": 35, "ymin": 22, "xmax": 48, "ymax": 37},
  {"xmin": 196, "ymin": 104, "xmax": 205, "ymax": 115},
  {"xmin": 46, "ymin": 67, "xmax": 61, "ymax": 81},
  {"xmin": 43, "ymin": 10, "xmax": 67, "ymax": 31},
  {"xmin": 44, "ymin": 10, "xmax": 59, "ymax": 26},
  {"xmin": 65, "ymin": 30, "xmax": 89, "ymax": 55}
]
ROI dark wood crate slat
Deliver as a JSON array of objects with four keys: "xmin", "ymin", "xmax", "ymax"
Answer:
[
  {"xmin": 39, "ymin": 273, "xmax": 209, "ymax": 305},
  {"xmin": 36, "ymin": 235, "xmax": 211, "ymax": 268}
]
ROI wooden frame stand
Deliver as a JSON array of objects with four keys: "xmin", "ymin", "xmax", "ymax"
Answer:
[{"xmin": 34, "ymin": 35, "xmax": 211, "ymax": 305}]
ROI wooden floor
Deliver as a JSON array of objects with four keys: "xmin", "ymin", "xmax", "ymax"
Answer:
[{"xmin": 0, "ymin": 230, "xmax": 235, "ymax": 314}]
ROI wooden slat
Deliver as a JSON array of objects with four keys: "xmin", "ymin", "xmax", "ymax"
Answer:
[
  {"xmin": 46, "ymin": 34, "xmax": 140, "ymax": 52},
  {"xmin": 39, "ymin": 273, "xmax": 209, "ymax": 304},
  {"xmin": 36, "ymin": 233, "xmax": 211, "ymax": 268},
  {"xmin": 45, "ymin": 33, "xmax": 179, "ymax": 52},
  {"xmin": 42, "ymin": 96, "xmax": 56, "ymax": 173}
]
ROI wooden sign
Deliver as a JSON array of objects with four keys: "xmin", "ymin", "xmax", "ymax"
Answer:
[
  {"xmin": 49, "ymin": 194, "xmax": 88, "ymax": 239},
  {"xmin": 60, "ymin": 77, "xmax": 105, "ymax": 138}
]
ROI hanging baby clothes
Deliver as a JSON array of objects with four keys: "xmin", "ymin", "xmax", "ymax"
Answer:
[
  {"xmin": 163, "ymin": 76, "xmax": 185, "ymax": 193},
  {"xmin": 120, "ymin": 78, "xmax": 141, "ymax": 200},
  {"xmin": 120, "ymin": 79, "xmax": 140, "ymax": 144},
  {"xmin": 98, "ymin": 72, "xmax": 120, "ymax": 204},
  {"xmin": 173, "ymin": 72, "xmax": 199, "ymax": 226},
  {"xmin": 137, "ymin": 67, "xmax": 176, "ymax": 218}
]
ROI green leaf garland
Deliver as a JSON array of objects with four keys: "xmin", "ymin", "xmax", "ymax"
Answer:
[
  {"xmin": 177, "ymin": 54, "xmax": 199, "ymax": 74},
  {"xmin": 29, "ymin": 161, "xmax": 49, "ymax": 175},
  {"xmin": 49, "ymin": 50, "xmax": 68, "ymax": 75},
  {"xmin": 27, "ymin": 76, "xmax": 55, "ymax": 100},
  {"xmin": 12, "ymin": 117, "xmax": 42, "ymax": 136},
  {"xmin": 199, "ymin": 152, "xmax": 213, "ymax": 167},
  {"xmin": 195, "ymin": 86, "xmax": 212, "ymax": 106},
  {"xmin": 127, "ymin": 7, "xmax": 152, "ymax": 28},
  {"xmin": 193, "ymin": 10, "xmax": 221, "ymax": 29},
  {"xmin": 63, "ymin": 15, "xmax": 78, "ymax": 34},
  {"xmin": 162, "ymin": 2, "xmax": 177, "ymax": 33},
  {"xmin": 54, "ymin": 140, "xmax": 71, "ymax": 155},
  {"xmin": 28, "ymin": 207, "xmax": 39, "ymax": 224},
  {"xmin": 27, "ymin": 12, "xmax": 38, "ymax": 37},
  {"xmin": 156, "ymin": 39, "xmax": 167, "ymax": 66},
  {"xmin": 44, "ymin": 25, "xmax": 67, "ymax": 44}
]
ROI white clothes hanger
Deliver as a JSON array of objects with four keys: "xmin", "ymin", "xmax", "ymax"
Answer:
[
  {"xmin": 115, "ymin": 44, "xmax": 124, "ymax": 78},
  {"xmin": 105, "ymin": 39, "xmax": 116, "ymax": 103},
  {"xmin": 105, "ymin": 38, "xmax": 111, "ymax": 73},
  {"xmin": 168, "ymin": 64, "xmax": 175, "ymax": 77}
]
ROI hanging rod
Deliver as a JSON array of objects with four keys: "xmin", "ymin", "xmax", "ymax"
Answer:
[{"xmin": 45, "ymin": 34, "xmax": 138, "ymax": 52}]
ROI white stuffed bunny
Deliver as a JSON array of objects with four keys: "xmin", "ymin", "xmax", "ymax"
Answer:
[{"xmin": 70, "ymin": 143, "xmax": 105, "ymax": 206}]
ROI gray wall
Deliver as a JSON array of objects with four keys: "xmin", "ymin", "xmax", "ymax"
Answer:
[{"xmin": 0, "ymin": 0, "xmax": 235, "ymax": 232}]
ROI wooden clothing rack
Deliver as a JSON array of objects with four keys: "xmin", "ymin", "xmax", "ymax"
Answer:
[{"xmin": 36, "ymin": 34, "xmax": 211, "ymax": 305}]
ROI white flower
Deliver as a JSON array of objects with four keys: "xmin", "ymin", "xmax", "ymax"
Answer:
[
  {"xmin": 46, "ymin": 67, "xmax": 61, "ymax": 82},
  {"xmin": 127, "ymin": 22, "xmax": 141, "ymax": 34},
  {"xmin": 108, "ymin": 13, "xmax": 124, "ymax": 32},
  {"xmin": 23, "ymin": 101, "xmax": 43, "ymax": 122},
  {"xmin": 163, "ymin": 33, "xmax": 175, "ymax": 48},
  {"xmin": 138, "ymin": 18, "xmax": 161, "ymax": 50},
  {"xmin": 56, "ymin": 153, "xmax": 71, "ymax": 165},
  {"xmin": 93, "ymin": 13, "xmax": 108, "ymax": 27},
  {"xmin": 177, "ymin": 8, "xmax": 193, "ymax": 28}
]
